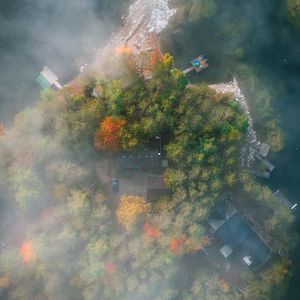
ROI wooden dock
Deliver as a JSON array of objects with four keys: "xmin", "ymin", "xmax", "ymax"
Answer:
[
  {"xmin": 274, "ymin": 190, "xmax": 297, "ymax": 210},
  {"xmin": 183, "ymin": 67, "xmax": 194, "ymax": 74},
  {"xmin": 254, "ymin": 154, "xmax": 275, "ymax": 172},
  {"xmin": 183, "ymin": 54, "xmax": 208, "ymax": 74}
]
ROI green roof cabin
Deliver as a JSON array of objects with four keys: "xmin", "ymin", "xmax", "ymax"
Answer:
[{"xmin": 36, "ymin": 66, "xmax": 62, "ymax": 90}]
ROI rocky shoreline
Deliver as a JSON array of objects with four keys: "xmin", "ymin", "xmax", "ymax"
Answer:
[
  {"xmin": 210, "ymin": 79, "xmax": 259, "ymax": 167},
  {"xmin": 91, "ymin": 0, "xmax": 176, "ymax": 71}
]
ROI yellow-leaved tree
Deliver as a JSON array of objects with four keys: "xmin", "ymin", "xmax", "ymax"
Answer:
[{"xmin": 117, "ymin": 195, "xmax": 151, "ymax": 229}]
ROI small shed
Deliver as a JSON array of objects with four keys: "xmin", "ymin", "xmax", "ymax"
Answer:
[
  {"xmin": 191, "ymin": 55, "xmax": 208, "ymax": 73},
  {"xmin": 41, "ymin": 67, "xmax": 58, "ymax": 85},
  {"xmin": 183, "ymin": 54, "xmax": 209, "ymax": 74},
  {"xmin": 36, "ymin": 74, "xmax": 52, "ymax": 89},
  {"xmin": 36, "ymin": 66, "xmax": 62, "ymax": 90},
  {"xmin": 258, "ymin": 143, "xmax": 271, "ymax": 158}
]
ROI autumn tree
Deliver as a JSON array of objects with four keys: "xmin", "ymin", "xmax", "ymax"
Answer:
[
  {"xmin": 242, "ymin": 258, "xmax": 292, "ymax": 300},
  {"xmin": 9, "ymin": 167, "xmax": 42, "ymax": 214},
  {"xmin": 117, "ymin": 195, "xmax": 151, "ymax": 229},
  {"xmin": 94, "ymin": 116, "xmax": 126, "ymax": 151},
  {"xmin": 0, "ymin": 48, "xmax": 296, "ymax": 300},
  {"xmin": 67, "ymin": 190, "xmax": 90, "ymax": 218},
  {"xmin": 20, "ymin": 241, "xmax": 36, "ymax": 263},
  {"xmin": 144, "ymin": 223, "xmax": 161, "ymax": 239}
]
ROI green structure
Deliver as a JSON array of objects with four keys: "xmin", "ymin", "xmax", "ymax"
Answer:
[
  {"xmin": 36, "ymin": 74, "xmax": 52, "ymax": 89},
  {"xmin": 36, "ymin": 66, "xmax": 62, "ymax": 90}
]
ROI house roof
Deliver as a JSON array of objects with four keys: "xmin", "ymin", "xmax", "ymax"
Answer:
[
  {"xmin": 36, "ymin": 67, "xmax": 62, "ymax": 90},
  {"xmin": 215, "ymin": 213, "xmax": 252, "ymax": 249},
  {"xmin": 116, "ymin": 151, "xmax": 164, "ymax": 169},
  {"xmin": 209, "ymin": 198, "xmax": 271, "ymax": 268},
  {"xmin": 36, "ymin": 74, "xmax": 52, "ymax": 89},
  {"xmin": 208, "ymin": 219, "xmax": 225, "ymax": 231},
  {"xmin": 216, "ymin": 199, "xmax": 237, "ymax": 220},
  {"xmin": 242, "ymin": 232, "xmax": 271, "ymax": 264},
  {"xmin": 40, "ymin": 66, "xmax": 58, "ymax": 85},
  {"xmin": 220, "ymin": 244, "xmax": 233, "ymax": 258}
]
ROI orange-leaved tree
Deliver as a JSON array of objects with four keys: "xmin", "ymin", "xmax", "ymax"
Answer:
[
  {"xmin": 117, "ymin": 195, "xmax": 151, "ymax": 229},
  {"xmin": 144, "ymin": 223, "xmax": 161, "ymax": 239},
  {"xmin": 20, "ymin": 240, "xmax": 36, "ymax": 263},
  {"xmin": 149, "ymin": 48, "xmax": 162, "ymax": 66},
  {"xmin": 104, "ymin": 263, "xmax": 117, "ymax": 273},
  {"xmin": 169, "ymin": 236, "xmax": 186, "ymax": 255},
  {"xmin": 94, "ymin": 116, "xmax": 126, "ymax": 151},
  {"xmin": 218, "ymin": 279, "xmax": 231, "ymax": 293}
]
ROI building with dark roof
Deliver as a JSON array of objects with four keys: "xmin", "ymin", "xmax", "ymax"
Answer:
[
  {"xmin": 146, "ymin": 176, "xmax": 170, "ymax": 202},
  {"xmin": 116, "ymin": 151, "xmax": 168, "ymax": 170},
  {"xmin": 208, "ymin": 196, "xmax": 271, "ymax": 270}
]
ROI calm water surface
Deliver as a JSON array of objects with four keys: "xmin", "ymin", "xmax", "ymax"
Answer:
[{"xmin": 0, "ymin": 0, "xmax": 121, "ymax": 124}]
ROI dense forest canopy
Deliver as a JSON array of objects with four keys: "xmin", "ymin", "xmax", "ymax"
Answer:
[
  {"xmin": 287, "ymin": 0, "xmax": 300, "ymax": 28},
  {"xmin": 0, "ymin": 51, "xmax": 296, "ymax": 300}
]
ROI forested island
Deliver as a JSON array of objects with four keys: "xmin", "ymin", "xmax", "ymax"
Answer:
[
  {"xmin": 0, "ymin": 49, "xmax": 297, "ymax": 299},
  {"xmin": 0, "ymin": 0, "xmax": 299, "ymax": 299}
]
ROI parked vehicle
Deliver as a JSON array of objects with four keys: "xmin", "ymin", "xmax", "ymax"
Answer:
[{"xmin": 112, "ymin": 178, "xmax": 119, "ymax": 193}]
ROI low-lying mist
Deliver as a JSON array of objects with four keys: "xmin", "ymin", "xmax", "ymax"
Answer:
[{"xmin": 0, "ymin": 0, "xmax": 128, "ymax": 124}]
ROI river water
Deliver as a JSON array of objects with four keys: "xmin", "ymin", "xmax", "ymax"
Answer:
[
  {"xmin": 0, "ymin": 0, "xmax": 299, "ymax": 298},
  {"xmin": 161, "ymin": 0, "xmax": 300, "ymax": 298}
]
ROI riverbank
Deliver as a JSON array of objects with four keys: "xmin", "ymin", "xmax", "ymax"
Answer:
[
  {"xmin": 91, "ymin": 0, "xmax": 176, "ymax": 72},
  {"xmin": 210, "ymin": 79, "xmax": 258, "ymax": 167}
]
